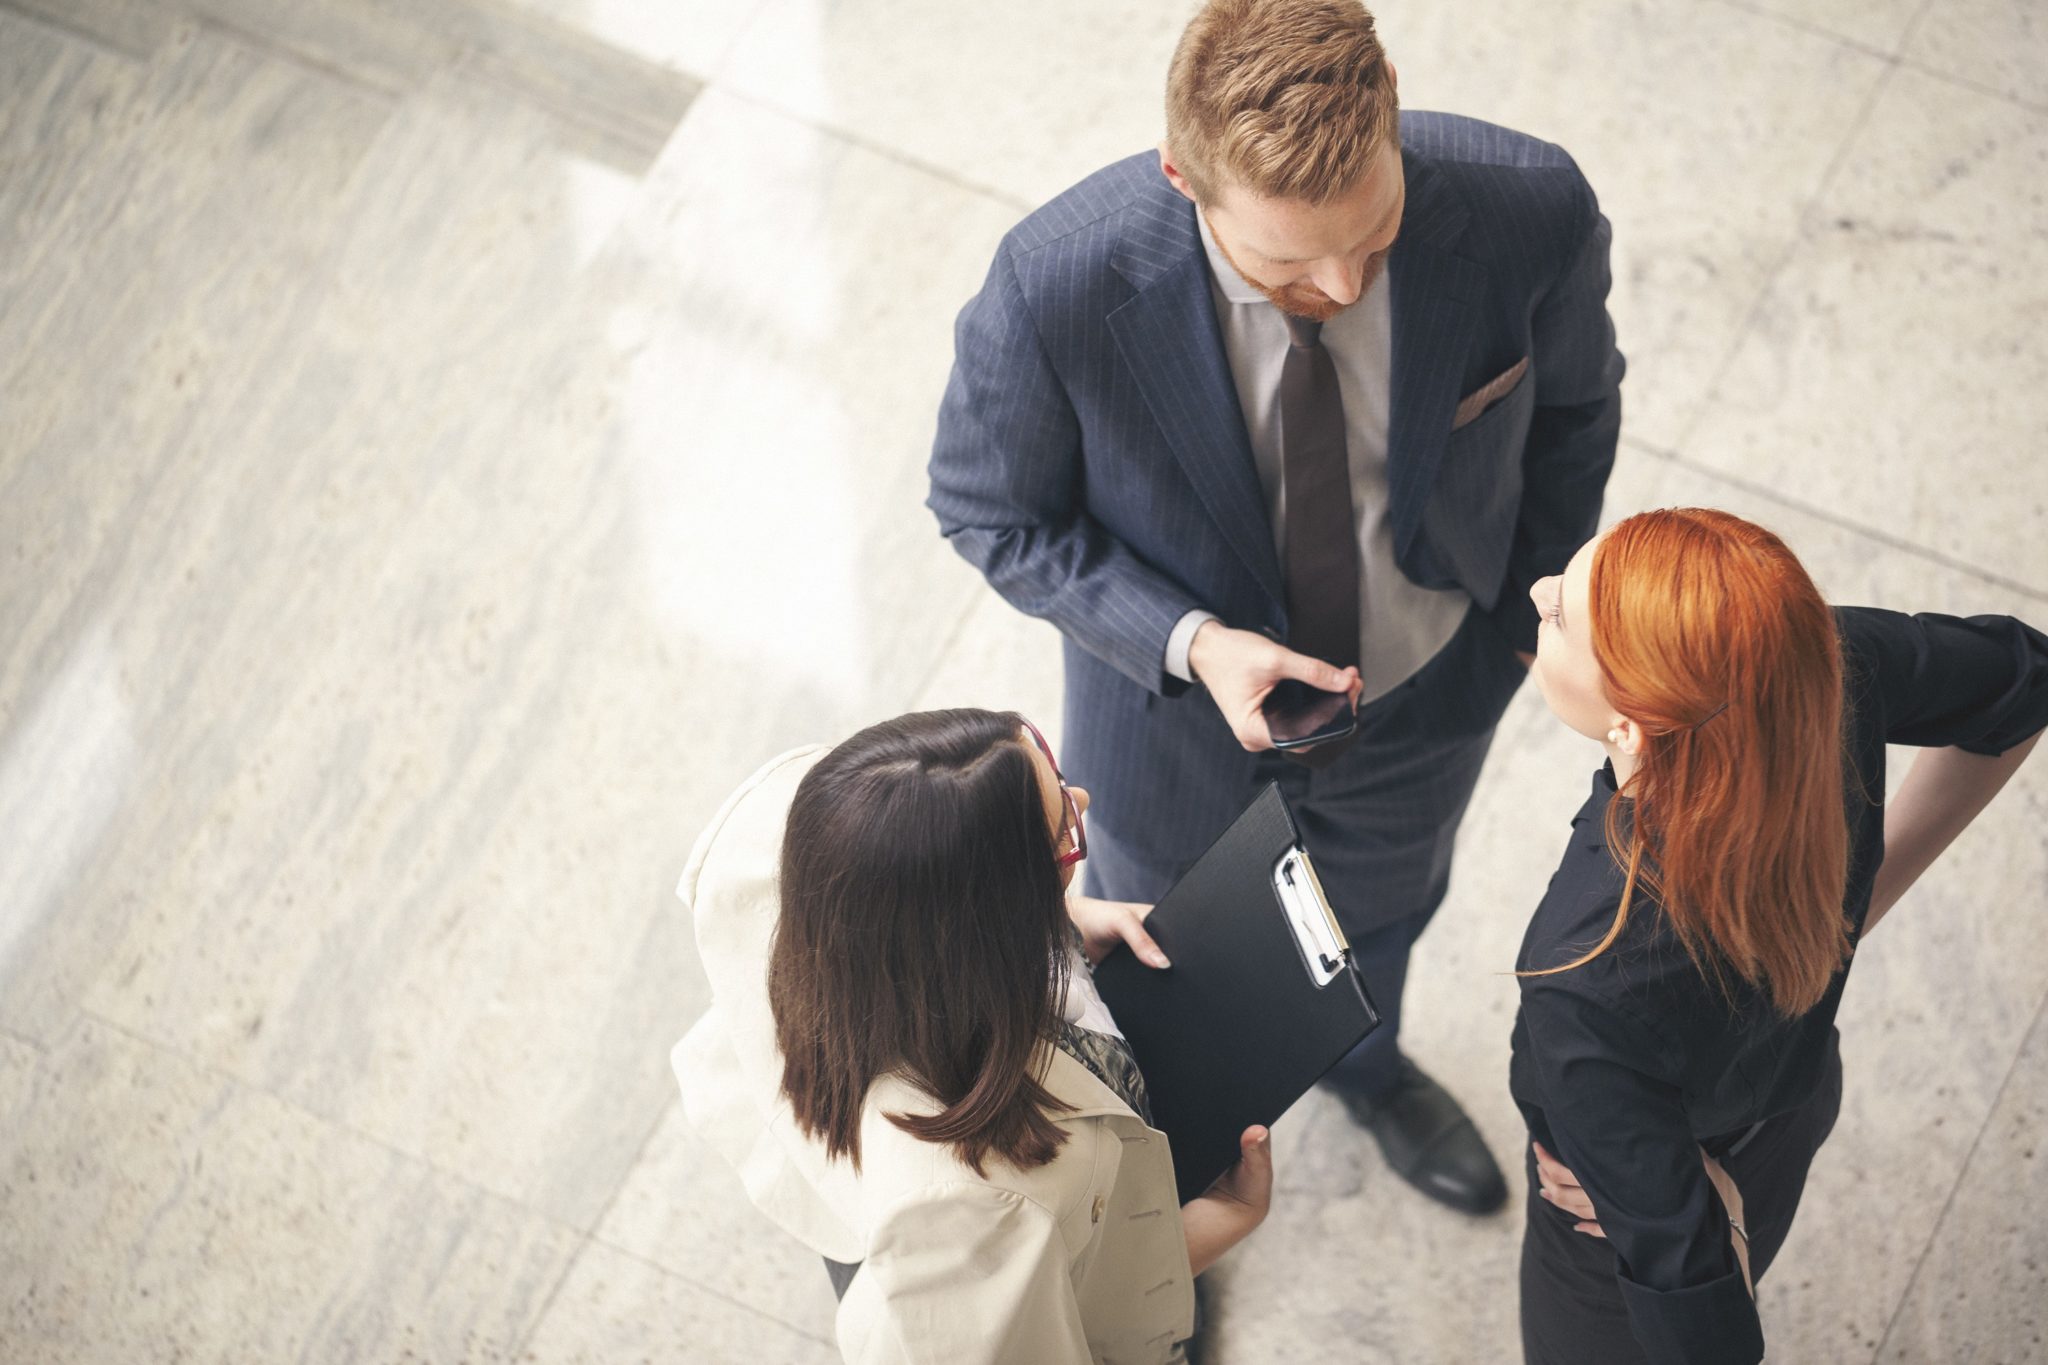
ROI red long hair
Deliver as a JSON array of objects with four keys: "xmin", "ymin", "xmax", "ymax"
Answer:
[{"xmin": 1544, "ymin": 508, "xmax": 1852, "ymax": 1015}]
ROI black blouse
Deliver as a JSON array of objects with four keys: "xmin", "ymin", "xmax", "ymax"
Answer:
[{"xmin": 1509, "ymin": 607, "xmax": 2048, "ymax": 1365}]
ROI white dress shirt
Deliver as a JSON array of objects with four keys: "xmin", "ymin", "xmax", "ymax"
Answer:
[{"xmin": 1164, "ymin": 213, "xmax": 1470, "ymax": 704}]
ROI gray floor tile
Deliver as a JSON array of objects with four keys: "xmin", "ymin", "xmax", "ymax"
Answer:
[
  {"xmin": 522, "ymin": 1238, "xmax": 840, "ymax": 1363},
  {"xmin": 592, "ymin": 1103, "xmax": 841, "ymax": 1341},
  {"xmin": 186, "ymin": 0, "xmax": 458, "ymax": 94},
  {"xmin": 719, "ymin": 0, "xmax": 1186, "ymax": 207},
  {"xmin": 1685, "ymin": 68, "xmax": 2048, "ymax": 594},
  {"xmin": 494, "ymin": 0, "xmax": 772, "ymax": 78},
  {"xmin": 186, "ymin": 0, "xmax": 699, "ymax": 170},
  {"xmin": 0, "ymin": 0, "xmax": 181, "ymax": 58},
  {"xmin": 0, "ymin": 11, "xmax": 146, "ymax": 278},
  {"xmin": 1726, "ymin": 0, "xmax": 1926, "ymax": 53},
  {"xmin": 0, "ymin": 1019, "xmax": 579, "ymax": 1364},
  {"xmin": 1875, "ymin": 996, "xmax": 2048, "ymax": 1365},
  {"xmin": 22, "ymin": 85, "xmax": 1017, "ymax": 1239},
  {"xmin": 0, "ymin": 25, "xmax": 393, "ymax": 1047},
  {"xmin": 1908, "ymin": 0, "xmax": 2048, "ymax": 112},
  {"xmin": 1380, "ymin": 0, "xmax": 1890, "ymax": 451},
  {"xmin": 906, "ymin": 589, "xmax": 1069, "ymax": 746}
]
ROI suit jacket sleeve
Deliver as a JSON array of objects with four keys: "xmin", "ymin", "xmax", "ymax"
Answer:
[
  {"xmin": 841, "ymin": 1182, "xmax": 1092, "ymax": 1365},
  {"xmin": 1487, "ymin": 180, "xmax": 1624, "ymax": 653},
  {"xmin": 928, "ymin": 243, "xmax": 1204, "ymax": 695},
  {"xmin": 1522, "ymin": 979, "xmax": 1765, "ymax": 1365}
]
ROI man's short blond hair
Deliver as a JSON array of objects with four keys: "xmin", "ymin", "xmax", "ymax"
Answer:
[{"xmin": 1165, "ymin": 0, "xmax": 1399, "ymax": 206}]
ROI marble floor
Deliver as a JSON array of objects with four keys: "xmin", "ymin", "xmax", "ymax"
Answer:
[{"xmin": 0, "ymin": 0, "xmax": 2043, "ymax": 1360}]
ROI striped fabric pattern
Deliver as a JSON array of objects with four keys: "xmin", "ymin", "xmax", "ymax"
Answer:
[{"xmin": 927, "ymin": 111, "xmax": 1625, "ymax": 898}]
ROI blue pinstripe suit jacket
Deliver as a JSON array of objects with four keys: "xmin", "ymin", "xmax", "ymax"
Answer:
[{"xmin": 928, "ymin": 112, "xmax": 1623, "ymax": 848}]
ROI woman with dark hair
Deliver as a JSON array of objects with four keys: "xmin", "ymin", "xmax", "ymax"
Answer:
[
  {"xmin": 675, "ymin": 708, "xmax": 1274, "ymax": 1364},
  {"xmin": 1510, "ymin": 507, "xmax": 2047, "ymax": 1365}
]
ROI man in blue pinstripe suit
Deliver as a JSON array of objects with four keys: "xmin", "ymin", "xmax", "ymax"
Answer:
[{"xmin": 929, "ymin": 0, "xmax": 1622, "ymax": 1217}]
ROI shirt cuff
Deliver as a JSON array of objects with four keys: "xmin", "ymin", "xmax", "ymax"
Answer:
[
  {"xmin": 1164, "ymin": 610, "xmax": 1220, "ymax": 685},
  {"xmin": 1616, "ymin": 1267, "xmax": 1765, "ymax": 1365}
]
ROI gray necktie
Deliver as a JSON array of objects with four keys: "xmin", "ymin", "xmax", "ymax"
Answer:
[{"xmin": 1279, "ymin": 314, "xmax": 1360, "ymax": 672}]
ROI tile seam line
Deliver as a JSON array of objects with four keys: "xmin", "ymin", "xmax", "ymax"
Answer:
[
  {"xmin": 1703, "ymin": 0, "xmax": 1903, "ymax": 63},
  {"xmin": 711, "ymin": 82, "xmax": 1035, "ymax": 215},
  {"xmin": 1871, "ymin": 984, "xmax": 2048, "ymax": 1362},
  {"xmin": 0, "ymin": 1021, "xmax": 48, "ymax": 1053},
  {"xmin": 1894, "ymin": 0, "xmax": 1941, "ymax": 53},
  {"xmin": 512, "ymin": 1088, "xmax": 681, "ymax": 1360},
  {"xmin": 1622, "ymin": 441, "xmax": 2048, "ymax": 605},
  {"xmin": 591, "ymin": 1229, "xmax": 839, "ymax": 1347},
  {"xmin": 508, "ymin": 1232, "xmax": 585, "ymax": 1358},
  {"xmin": 67, "ymin": 1010, "xmax": 826, "ymax": 1352},
  {"xmin": 1893, "ymin": 57, "xmax": 2048, "ymax": 118},
  {"xmin": 1892, "ymin": 0, "xmax": 2045, "ymax": 115},
  {"xmin": 0, "ymin": 0, "xmax": 153, "ymax": 59},
  {"xmin": 74, "ymin": 1008, "xmax": 601, "ymax": 1236},
  {"xmin": 693, "ymin": 0, "xmax": 778, "ymax": 88},
  {"xmin": 1669, "ymin": 56, "xmax": 1901, "ymax": 455},
  {"xmin": 188, "ymin": 13, "xmax": 415, "ymax": 99}
]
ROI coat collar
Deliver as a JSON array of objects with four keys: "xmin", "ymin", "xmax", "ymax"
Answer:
[
  {"xmin": 1036, "ymin": 1041, "xmax": 1145, "ymax": 1122},
  {"xmin": 1100, "ymin": 147, "xmax": 1485, "ymax": 618},
  {"xmin": 1386, "ymin": 150, "xmax": 1485, "ymax": 561},
  {"xmin": 1106, "ymin": 168, "xmax": 1285, "ymax": 609}
]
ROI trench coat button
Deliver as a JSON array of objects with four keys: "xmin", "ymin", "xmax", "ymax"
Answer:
[{"xmin": 1091, "ymin": 1194, "xmax": 1106, "ymax": 1223}]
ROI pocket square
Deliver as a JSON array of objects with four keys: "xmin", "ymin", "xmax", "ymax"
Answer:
[{"xmin": 1450, "ymin": 356, "xmax": 1530, "ymax": 431}]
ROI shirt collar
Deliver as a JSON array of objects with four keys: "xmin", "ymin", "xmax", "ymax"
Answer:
[
  {"xmin": 1197, "ymin": 208, "xmax": 1276, "ymax": 306},
  {"xmin": 1572, "ymin": 762, "xmax": 1619, "ymax": 848}
]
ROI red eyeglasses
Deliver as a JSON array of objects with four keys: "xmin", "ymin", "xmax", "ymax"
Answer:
[{"xmin": 1020, "ymin": 718, "xmax": 1087, "ymax": 869}]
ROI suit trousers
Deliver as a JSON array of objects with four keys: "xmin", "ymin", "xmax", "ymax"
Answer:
[
  {"xmin": 1086, "ymin": 605, "xmax": 1527, "ymax": 1099},
  {"xmin": 1518, "ymin": 1041, "xmax": 1845, "ymax": 1364}
]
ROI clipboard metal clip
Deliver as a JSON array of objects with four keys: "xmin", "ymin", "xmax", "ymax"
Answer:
[{"xmin": 1273, "ymin": 846, "xmax": 1349, "ymax": 987}]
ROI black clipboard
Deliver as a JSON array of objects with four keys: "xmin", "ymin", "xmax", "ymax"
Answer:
[{"xmin": 1090, "ymin": 782, "xmax": 1378, "ymax": 1205}]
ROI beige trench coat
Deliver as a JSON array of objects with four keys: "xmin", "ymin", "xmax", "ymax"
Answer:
[{"xmin": 674, "ymin": 746, "xmax": 1196, "ymax": 1364}]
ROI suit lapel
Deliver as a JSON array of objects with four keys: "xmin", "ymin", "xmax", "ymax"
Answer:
[
  {"xmin": 1107, "ymin": 182, "xmax": 1287, "ymax": 612},
  {"xmin": 1386, "ymin": 151, "xmax": 1483, "ymax": 560}
]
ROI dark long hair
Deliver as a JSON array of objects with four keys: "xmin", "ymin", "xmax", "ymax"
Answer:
[{"xmin": 768, "ymin": 709, "xmax": 1074, "ymax": 1175}]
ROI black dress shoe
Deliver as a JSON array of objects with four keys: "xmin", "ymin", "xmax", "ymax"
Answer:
[{"xmin": 1328, "ymin": 1057, "xmax": 1509, "ymax": 1215}]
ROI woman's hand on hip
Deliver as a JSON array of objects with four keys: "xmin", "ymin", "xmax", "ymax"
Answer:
[
  {"xmin": 1535, "ymin": 1140, "xmax": 1750, "ymax": 1252},
  {"xmin": 1532, "ymin": 1140, "xmax": 1603, "ymax": 1237},
  {"xmin": 1067, "ymin": 895, "xmax": 1169, "ymax": 968}
]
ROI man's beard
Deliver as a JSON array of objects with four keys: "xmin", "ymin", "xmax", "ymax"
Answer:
[
  {"xmin": 1266, "ymin": 251, "xmax": 1388, "ymax": 321},
  {"xmin": 1207, "ymin": 214, "xmax": 1388, "ymax": 321}
]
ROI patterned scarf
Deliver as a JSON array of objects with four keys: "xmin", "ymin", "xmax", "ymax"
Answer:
[{"xmin": 1054, "ymin": 1005, "xmax": 1154, "ymax": 1127}]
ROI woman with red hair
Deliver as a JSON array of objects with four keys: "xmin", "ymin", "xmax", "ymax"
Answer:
[{"xmin": 1511, "ymin": 507, "xmax": 2047, "ymax": 1365}]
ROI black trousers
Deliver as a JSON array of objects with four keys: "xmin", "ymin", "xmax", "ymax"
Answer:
[{"xmin": 1518, "ymin": 1044, "xmax": 1845, "ymax": 1364}]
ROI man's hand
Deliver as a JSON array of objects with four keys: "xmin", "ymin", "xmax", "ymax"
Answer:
[
  {"xmin": 1187, "ymin": 620, "xmax": 1360, "ymax": 752},
  {"xmin": 1181, "ymin": 1126, "xmax": 1275, "ymax": 1275},
  {"xmin": 1067, "ymin": 895, "xmax": 1168, "ymax": 968}
]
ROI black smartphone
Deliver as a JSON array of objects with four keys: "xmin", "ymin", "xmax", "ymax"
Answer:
[{"xmin": 1262, "ymin": 678, "xmax": 1359, "ymax": 750}]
